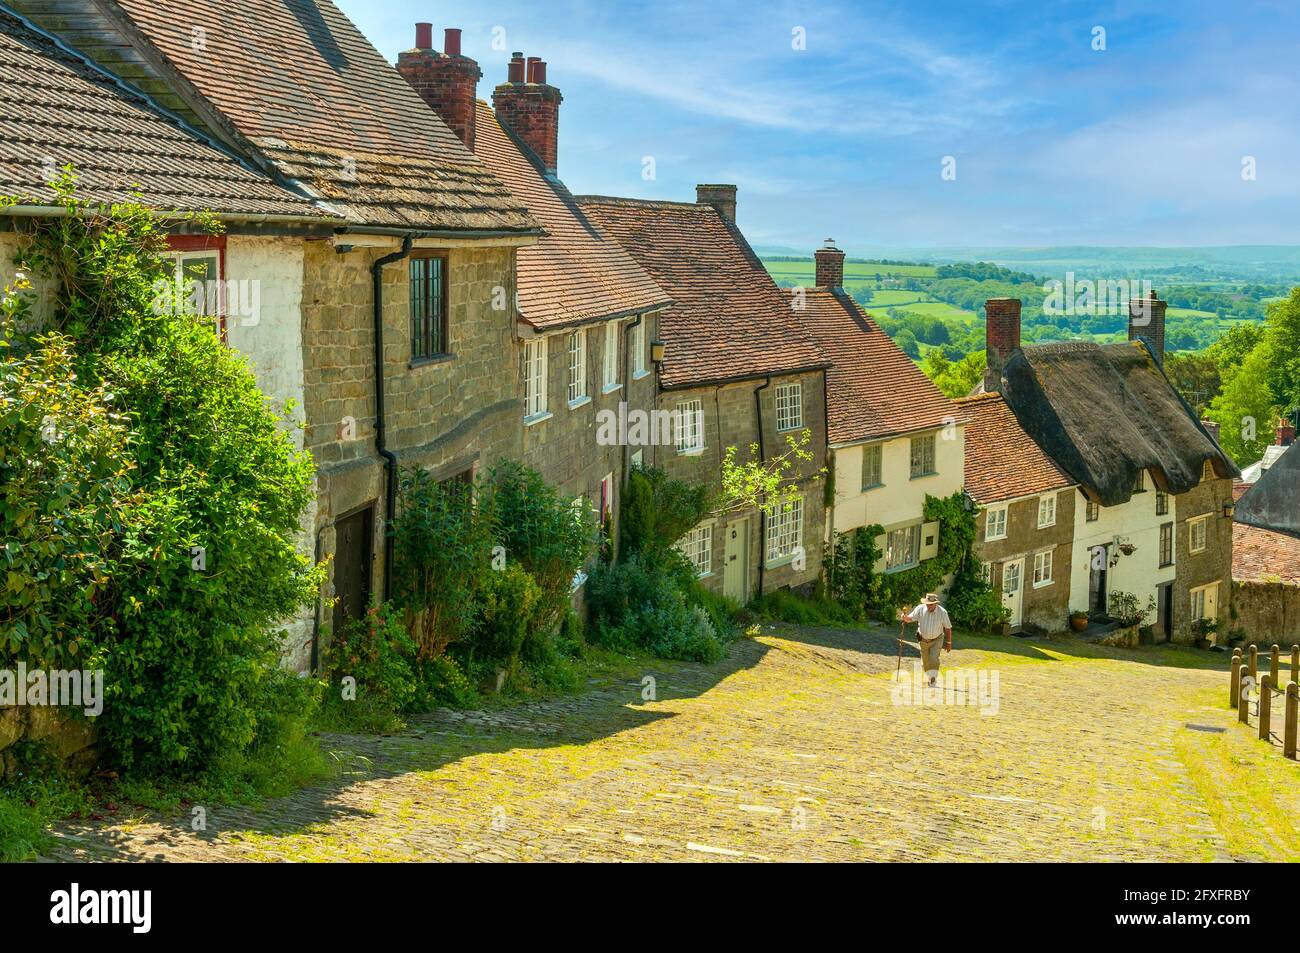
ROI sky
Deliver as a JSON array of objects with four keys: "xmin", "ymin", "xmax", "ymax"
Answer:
[{"xmin": 340, "ymin": 0, "xmax": 1300, "ymax": 252}]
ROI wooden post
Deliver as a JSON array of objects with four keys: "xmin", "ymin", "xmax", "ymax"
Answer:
[
  {"xmin": 1270, "ymin": 645, "xmax": 1280, "ymax": 686},
  {"xmin": 1249, "ymin": 644, "xmax": 1258, "ymax": 679},
  {"xmin": 1291, "ymin": 644, "xmax": 1298, "ymax": 684},
  {"xmin": 1231, "ymin": 650, "xmax": 1243, "ymax": 708},
  {"xmin": 1259, "ymin": 675, "xmax": 1272, "ymax": 741},
  {"xmin": 1285, "ymin": 683, "xmax": 1298, "ymax": 760},
  {"xmin": 1239, "ymin": 677, "xmax": 1251, "ymax": 724}
]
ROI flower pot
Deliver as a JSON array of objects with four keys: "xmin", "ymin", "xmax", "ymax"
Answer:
[{"xmin": 1070, "ymin": 615, "xmax": 1088, "ymax": 632}]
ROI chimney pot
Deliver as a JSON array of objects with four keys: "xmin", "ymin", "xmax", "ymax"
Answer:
[
  {"xmin": 507, "ymin": 53, "xmax": 526, "ymax": 83},
  {"xmin": 1202, "ymin": 419, "xmax": 1222, "ymax": 446},
  {"xmin": 696, "ymin": 183, "xmax": 737, "ymax": 225},
  {"xmin": 415, "ymin": 22, "xmax": 433, "ymax": 50},
  {"xmin": 493, "ymin": 54, "xmax": 563, "ymax": 172},
  {"xmin": 396, "ymin": 28, "xmax": 482, "ymax": 150},
  {"xmin": 984, "ymin": 298, "xmax": 1023, "ymax": 393},
  {"xmin": 1128, "ymin": 289, "xmax": 1167, "ymax": 364},
  {"xmin": 814, "ymin": 239, "xmax": 845, "ymax": 290},
  {"xmin": 444, "ymin": 28, "xmax": 462, "ymax": 56},
  {"xmin": 526, "ymin": 56, "xmax": 542, "ymax": 82}
]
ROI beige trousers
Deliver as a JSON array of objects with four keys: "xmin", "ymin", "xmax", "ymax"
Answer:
[{"xmin": 920, "ymin": 636, "xmax": 944, "ymax": 679}]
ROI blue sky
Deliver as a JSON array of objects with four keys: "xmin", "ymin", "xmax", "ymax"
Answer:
[{"xmin": 341, "ymin": 0, "xmax": 1300, "ymax": 252}]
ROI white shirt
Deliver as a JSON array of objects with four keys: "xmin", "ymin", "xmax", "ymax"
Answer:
[{"xmin": 907, "ymin": 603, "xmax": 951, "ymax": 640}]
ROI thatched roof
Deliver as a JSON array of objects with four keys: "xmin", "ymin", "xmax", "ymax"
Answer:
[
  {"xmin": 997, "ymin": 340, "xmax": 1238, "ymax": 506},
  {"xmin": 1236, "ymin": 443, "xmax": 1298, "ymax": 536}
]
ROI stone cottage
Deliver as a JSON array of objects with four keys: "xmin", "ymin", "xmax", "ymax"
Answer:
[
  {"xmin": 579, "ymin": 189, "xmax": 830, "ymax": 603},
  {"xmin": 954, "ymin": 393, "xmax": 1077, "ymax": 632},
  {"xmin": 793, "ymin": 242, "xmax": 966, "ymax": 586},
  {"xmin": 395, "ymin": 28, "xmax": 672, "ymax": 565},
  {"xmin": 10, "ymin": 0, "xmax": 548, "ymax": 668},
  {"xmin": 1232, "ymin": 443, "xmax": 1300, "ymax": 644},
  {"xmin": 981, "ymin": 295, "xmax": 1237, "ymax": 643}
]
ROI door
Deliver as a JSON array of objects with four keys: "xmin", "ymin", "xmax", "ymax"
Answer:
[
  {"xmin": 1089, "ymin": 544, "xmax": 1109, "ymax": 617},
  {"xmin": 1001, "ymin": 558, "xmax": 1024, "ymax": 629},
  {"xmin": 332, "ymin": 505, "xmax": 374, "ymax": 640},
  {"xmin": 1157, "ymin": 582, "xmax": 1174, "ymax": 642},
  {"xmin": 723, "ymin": 517, "xmax": 749, "ymax": 603}
]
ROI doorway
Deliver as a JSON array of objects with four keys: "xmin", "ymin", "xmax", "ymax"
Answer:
[
  {"xmin": 723, "ymin": 518, "xmax": 749, "ymax": 604},
  {"xmin": 1001, "ymin": 558, "xmax": 1024, "ymax": 629},
  {"xmin": 332, "ymin": 505, "xmax": 374, "ymax": 641},
  {"xmin": 1089, "ymin": 544, "xmax": 1109, "ymax": 617},
  {"xmin": 1157, "ymin": 582, "xmax": 1174, "ymax": 642}
]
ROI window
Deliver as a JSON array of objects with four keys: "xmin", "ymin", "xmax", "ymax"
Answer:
[
  {"xmin": 1037, "ymin": 495, "xmax": 1057, "ymax": 529},
  {"xmin": 980, "ymin": 562, "xmax": 993, "ymax": 585},
  {"xmin": 410, "ymin": 255, "xmax": 448, "ymax": 360},
  {"xmin": 775, "ymin": 382, "xmax": 803, "ymax": 432},
  {"xmin": 1202, "ymin": 459, "xmax": 1215, "ymax": 481},
  {"xmin": 599, "ymin": 472, "xmax": 614, "ymax": 527},
  {"xmin": 602, "ymin": 321, "xmax": 620, "ymax": 391},
  {"xmin": 567, "ymin": 329, "xmax": 588, "ymax": 404},
  {"xmin": 1132, "ymin": 470, "xmax": 1146, "ymax": 493},
  {"xmin": 522, "ymin": 338, "xmax": 548, "ymax": 420},
  {"xmin": 676, "ymin": 524, "xmax": 713, "ymax": 576},
  {"xmin": 1190, "ymin": 582, "xmax": 1219, "ymax": 622},
  {"xmin": 1159, "ymin": 522, "xmax": 1174, "ymax": 567},
  {"xmin": 165, "ymin": 238, "xmax": 225, "ymax": 335},
  {"xmin": 1156, "ymin": 490, "xmax": 1169, "ymax": 516},
  {"xmin": 885, "ymin": 523, "xmax": 922, "ymax": 572},
  {"xmin": 766, "ymin": 497, "xmax": 804, "ymax": 564},
  {"xmin": 1033, "ymin": 549, "xmax": 1054, "ymax": 587},
  {"xmin": 1189, "ymin": 515, "xmax": 1209, "ymax": 554},
  {"xmin": 675, "ymin": 399, "xmax": 704, "ymax": 453},
  {"xmin": 631, "ymin": 320, "xmax": 647, "ymax": 377},
  {"xmin": 910, "ymin": 434, "xmax": 936, "ymax": 478},
  {"xmin": 986, "ymin": 507, "xmax": 1008, "ymax": 541},
  {"xmin": 861, "ymin": 444, "xmax": 883, "ymax": 490},
  {"xmin": 1086, "ymin": 500, "xmax": 1100, "ymax": 522}
]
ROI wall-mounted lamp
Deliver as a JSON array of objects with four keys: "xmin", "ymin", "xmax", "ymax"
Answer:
[
  {"xmin": 650, "ymin": 339, "xmax": 666, "ymax": 364},
  {"xmin": 1222, "ymin": 501, "xmax": 1235, "ymax": 519}
]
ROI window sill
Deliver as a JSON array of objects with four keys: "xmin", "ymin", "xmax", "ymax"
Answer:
[
  {"xmin": 1032, "ymin": 580, "xmax": 1054, "ymax": 589},
  {"xmin": 861, "ymin": 482, "xmax": 884, "ymax": 492},
  {"xmin": 1190, "ymin": 548, "xmax": 1207, "ymax": 556},
  {"xmin": 910, "ymin": 471, "xmax": 939, "ymax": 480},
  {"xmin": 776, "ymin": 425, "xmax": 804, "ymax": 434},
  {"xmin": 1037, "ymin": 522, "xmax": 1056, "ymax": 530},
  {"xmin": 986, "ymin": 534, "xmax": 1007, "ymax": 543},
  {"xmin": 602, "ymin": 383, "xmax": 622, "ymax": 395},
  {"xmin": 1159, "ymin": 562, "xmax": 1175, "ymax": 569},
  {"xmin": 766, "ymin": 554, "xmax": 798, "ymax": 570},
  {"xmin": 677, "ymin": 447, "xmax": 705, "ymax": 457},
  {"xmin": 524, "ymin": 411, "xmax": 553, "ymax": 427},
  {"xmin": 567, "ymin": 395, "xmax": 592, "ymax": 411},
  {"xmin": 884, "ymin": 562, "xmax": 920, "ymax": 575},
  {"xmin": 632, "ymin": 369, "xmax": 651, "ymax": 380},
  {"xmin": 410, "ymin": 352, "xmax": 455, "ymax": 369}
]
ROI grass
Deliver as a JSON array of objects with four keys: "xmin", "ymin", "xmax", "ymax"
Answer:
[{"xmin": 765, "ymin": 259, "xmax": 937, "ymax": 280}]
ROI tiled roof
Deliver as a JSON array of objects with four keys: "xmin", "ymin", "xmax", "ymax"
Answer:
[
  {"xmin": 108, "ymin": 0, "xmax": 538, "ymax": 232},
  {"xmin": 473, "ymin": 103, "xmax": 669, "ymax": 330},
  {"xmin": 999, "ymin": 341, "xmax": 1239, "ymax": 506},
  {"xmin": 1235, "ymin": 442, "xmax": 1299, "ymax": 536},
  {"xmin": 0, "ymin": 4, "xmax": 328, "ymax": 218},
  {"xmin": 576, "ymin": 195, "xmax": 826, "ymax": 388},
  {"xmin": 795, "ymin": 287, "xmax": 960, "ymax": 444},
  {"xmin": 954, "ymin": 393, "xmax": 1076, "ymax": 503},
  {"xmin": 1233, "ymin": 522, "xmax": 1300, "ymax": 586}
]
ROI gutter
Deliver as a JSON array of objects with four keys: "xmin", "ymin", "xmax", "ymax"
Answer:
[
  {"xmin": 336, "ymin": 225, "xmax": 545, "ymax": 241},
  {"xmin": 1, "ymin": 205, "xmax": 338, "ymax": 226},
  {"xmin": 372, "ymin": 234, "xmax": 415, "ymax": 602},
  {"xmin": 754, "ymin": 375, "xmax": 771, "ymax": 599}
]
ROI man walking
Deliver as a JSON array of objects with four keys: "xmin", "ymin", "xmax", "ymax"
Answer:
[{"xmin": 898, "ymin": 593, "xmax": 952, "ymax": 688}]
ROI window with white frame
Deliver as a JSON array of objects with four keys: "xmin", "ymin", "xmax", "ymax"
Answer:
[
  {"xmin": 1032, "ymin": 549, "xmax": 1054, "ymax": 587},
  {"xmin": 522, "ymin": 338, "xmax": 548, "ymax": 419},
  {"xmin": 986, "ymin": 506, "xmax": 1008, "ymax": 541},
  {"xmin": 675, "ymin": 399, "xmax": 704, "ymax": 453},
  {"xmin": 1086, "ymin": 500, "xmax": 1100, "ymax": 522},
  {"xmin": 861, "ymin": 443, "xmax": 883, "ymax": 489},
  {"xmin": 602, "ymin": 321, "xmax": 620, "ymax": 391},
  {"xmin": 980, "ymin": 561, "xmax": 993, "ymax": 585},
  {"xmin": 1159, "ymin": 522, "xmax": 1174, "ymax": 567},
  {"xmin": 567, "ymin": 329, "xmax": 587, "ymax": 404},
  {"xmin": 766, "ymin": 496, "xmax": 804, "ymax": 564},
  {"xmin": 910, "ymin": 434, "xmax": 936, "ymax": 478},
  {"xmin": 775, "ymin": 382, "xmax": 803, "ymax": 432},
  {"xmin": 885, "ymin": 523, "xmax": 922, "ymax": 572},
  {"xmin": 1190, "ymin": 582, "xmax": 1218, "ymax": 621},
  {"xmin": 631, "ymin": 320, "xmax": 647, "ymax": 377},
  {"xmin": 1189, "ymin": 515, "xmax": 1209, "ymax": 553},
  {"xmin": 676, "ymin": 523, "xmax": 713, "ymax": 576},
  {"xmin": 1037, "ymin": 494, "xmax": 1057, "ymax": 528}
]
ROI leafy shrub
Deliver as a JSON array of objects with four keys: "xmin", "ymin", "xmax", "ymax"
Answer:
[
  {"xmin": 751, "ymin": 588, "xmax": 855, "ymax": 626},
  {"xmin": 620, "ymin": 466, "xmax": 711, "ymax": 558},
  {"xmin": 323, "ymin": 603, "xmax": 419, "ymax": 728},
  {"xmin": 471, "ymin": 562, "xmax": 543, "ymax": 671},
  {"xmin": 587, "ymin": 555, "xmax": 727, "ymax": 663},
  {"xmin": 413, "ymin": 654, "xmax": 477, "ymax": 709}
]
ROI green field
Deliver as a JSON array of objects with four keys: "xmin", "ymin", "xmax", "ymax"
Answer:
[{"xmin": 765, "ymin": 260, "xmax": 937, "ymax": 282}]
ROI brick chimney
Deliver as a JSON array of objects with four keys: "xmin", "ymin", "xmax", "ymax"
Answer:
[
  {"xmin": 396, "ymin": 25, "xmax": 482, "ymax": 151},
  {"xmin": 1201, "ymin": 419, "xmax": 1222, "ymax": 445},
  {"xmin": 1277, "ymin": 418, "xmax": 1296, "ymax": 446},
  {"xmin": 492, "ymin": 52, "xmax": 562, "ymax": 173},
  {"xmin": 984, "ymin": 298, "xmax": 1022, "ymax": 393},
  {"xmin": 696, "ymin": 184, "xmax": 737, "ymax": 225},
  {"xmin": 1128, "ymin": 289, "xmax": 1167, "ymax": 364},
  {"xmin": 814, "ymin": 239, "xmax": 845, "ymax": 290}
]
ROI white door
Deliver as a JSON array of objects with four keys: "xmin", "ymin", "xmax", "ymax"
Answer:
[{"xmin": 1001, "ymin": 558, "xmax": 1024, "ymax": 628}]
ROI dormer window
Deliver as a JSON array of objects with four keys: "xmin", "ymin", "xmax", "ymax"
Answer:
[{"xmin": 1132, "ymin": 470, "xmax": 1146, "ymax": 493}]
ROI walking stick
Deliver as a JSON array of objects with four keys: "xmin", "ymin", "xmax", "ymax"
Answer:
[{"xmin": 896, "ymin": 611, "xmax": 907, "ymax": 675}]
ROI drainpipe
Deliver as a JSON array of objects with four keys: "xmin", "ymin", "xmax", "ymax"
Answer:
[
  {"xmin": 754, "ymin": 375, "xmax": 771, "ymax": 599},
  {"xmin": 373, "ymin": 234, "xmax": 414, "ymax": 602},
  {"xmin": 622, "ymin": 313, "xmax": 644, "ymax": 485}
]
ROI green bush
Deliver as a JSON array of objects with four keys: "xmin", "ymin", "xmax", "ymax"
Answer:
[
  {"xmin": 751, "ymin": 588, "xmax": 855, "ymax": 626},
  {"xmin": 413, "ymin": 654, "xmax": 477, "ymax": 709},
  {"xmin": 619, "ymin": 466, "xmax": 711, "ymax": 559},
  {"xmin": 323, "ymin": 603, "xmax": 419, "ymax": 728},
  {"xmin": 472, "ymin": 562, "xmax": 543, "ymax": 671},
  {"xmin": 587, "ymin": 555, "xmax": 728, "ymax": 663}
]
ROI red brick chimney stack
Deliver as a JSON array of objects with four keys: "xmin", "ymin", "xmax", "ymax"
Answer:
[
  {"xmin": 1277, "ymin": 418, "xmax": 1296, "ymax": 446},
  {"xmin": 492, "ymin": 52, "xmax": 563, "ymax": 174},
  {"xmin": 984, "ymin": 298, "xmax": 1023, "ymax": 393},
  {"xmin": 396, "ymin": 25, "xmax": 483, "ymax": 151},
  {"xmin": 1128, "ymin": 289, "xmax": 1168, "ymax": 364},
  {"xmin": 695, "ymin": 184, "xmax": 737, "ymax": 225},
  {"xmin": 814, "ymin": 239, "xmax": 845, "ymax": 290}
]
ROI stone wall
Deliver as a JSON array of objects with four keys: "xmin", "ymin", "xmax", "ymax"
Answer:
[
  {"xmin": 0, "ymin": 706, "xmax": 97, "ymax": 779},
  {"xmin": 647, "ymin": 369, "xmax": 827, "ymax": 602},
  {"xmin": 975, "ymin": 489, "xmax": 1076, "ymax": 633},
  {"xmin": 1231, "ymin": 580, "xmax": 1300, "ymax": 647},
  {"xmin": 1172, "ymin": 476, "xmax": 1235, "ymax": 643}
]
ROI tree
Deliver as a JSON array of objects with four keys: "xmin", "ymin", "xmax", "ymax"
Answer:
[
  {"xmin": 1207, "ymin": 342, "xmax": 1277, "ymax": 464},
  {"xmin": 716, "ymin": 429, "xmax": 820, "ymax": 518}
]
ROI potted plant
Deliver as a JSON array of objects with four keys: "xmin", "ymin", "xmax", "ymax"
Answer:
[
  {"xmin": 1104, "ymin": 590, "xmax": 1156, "ymax": 648},
  {"xmin": 1069, "ymin": 610, "xmax": 1089, "ymax": 632}
]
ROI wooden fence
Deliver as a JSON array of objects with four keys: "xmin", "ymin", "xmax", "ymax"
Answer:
[{"xmin": 1228, "ymin": 644, "xmax": 1300, "ymax": 759}]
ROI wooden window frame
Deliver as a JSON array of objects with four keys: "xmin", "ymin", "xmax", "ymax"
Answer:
[{"xmin": 410, "ymin": 252, "xmax": 449, "ymax": 362}]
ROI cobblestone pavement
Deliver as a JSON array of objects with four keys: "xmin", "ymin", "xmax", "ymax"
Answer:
[{"xmin": 41, "ymin": 624, "xmax": 1298, "ymax": 862}]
